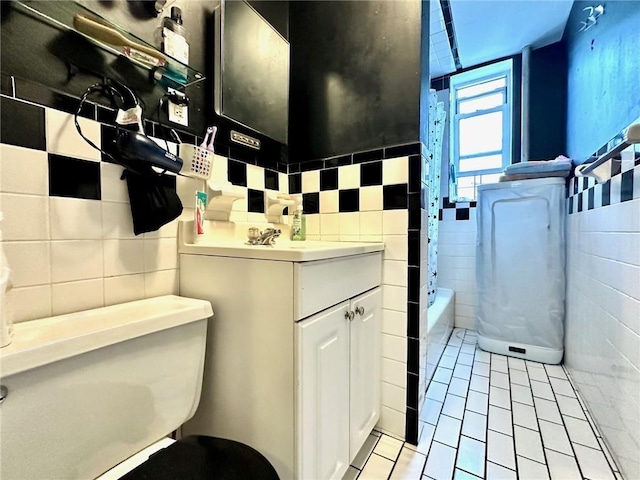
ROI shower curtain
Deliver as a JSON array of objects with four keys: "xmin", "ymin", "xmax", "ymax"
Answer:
[{"xmin": 427, "ymin": 90, "xmax": 446, "ymax": 307}]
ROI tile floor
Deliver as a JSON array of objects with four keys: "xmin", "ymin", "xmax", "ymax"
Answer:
[{"xmin": 344, "ymin": 328, "xmax": 623, "ymax": 480}]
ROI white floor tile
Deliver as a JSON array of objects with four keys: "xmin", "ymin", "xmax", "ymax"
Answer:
[
  {"xmin": 420, "ymin": 400, "xmax": 443, "ymax": 425},
  {"xmin": 457, "ymin": 352, "xmax": 475, "ymax": 366},
  {"xmin": 487, "ymin": 430, "xmax": 516, "ymax": 470},
  {"xmin": 490, "ymin": 371, "xmax": 510, "ymax": 390},
  {"xmin": 433, "ymin": 367, "xmax": 453, "ymax": 384},
  {"xmin": 389, "ymin": 447, "xmax": 426, "ymax": 480},
  {"xmin": 474, "ymin": 350, "xmax": 491, "ymax": 363},
  {"xmin": 555, "ymin": 395, "xmax": 586, "ymax": 420},
  {"xmin": 545, "ymin": 449, "xmax": 582, "ymax": 480},
  {"xmin": 490, "ymin": 357, "xmax": 509, "ymax": 374},
  {"xmin": 439, "ymin": 355, "xmax": 456, "ymax": 369},
  {"xmin": 488, "ymin": 405, "xmax": 513, "ymax": 436},
  {"xmin": 434, "ymin": 414, "xmax": 462, "ymax": 448},
  {"xmin": 510, "ymin": 384, "xmax": 534, "ymax": 406},
  {"xmin": 442, "ymin": 394, "xmax": 466, "ymax": 420},
  {"xmin": 514, "ymin": 426, "xmax": 545, "ymax": 464},
  {"xmin": 374, "ymin": 434, "xmax": 404, "ymax": 461},
  {"xmin": 517, "ymin": 456, "xmax": 550, "ymax": 480},
  {"xmin": 509, "ymin": 369, "xmax": 529, "ymax": 387},
  {"xmin": 462, "ymin": 410, "xmax": 487, "ymax": 442},
  {"xmin": 453, "ymin": 364, "xmax": 472, "ymax": 380},
  {"xmin": 342, "ymin": 466, "xmax": 360, "ymax": 480},
  {"xmin": 534, "ymin": 397, "xmax": 563, "ymax": 424},
  {"xmin": 466, "ymin": 390, "xmax": 489, "ymax": 415},
  {"xmin": 360, "ymin": 453, "xmax": 395, "ymax": 480},
  {"xmin": 453, "ymin": 469, "xmax": 481, "ymax": 480},
  {"xmin": 426, "ymin": 381, "xmax": 448, "ymax": 403},
  {"xmin": 544, "ymin": 364, "xmax": 567, "ymax": 380},
  {"xmin": 352, "ymin": 433, "xmax": 380, "ymax": 469},
  {"xmin": 461, "ymin": 343, "xmax": 476, "ymax": 354},
  {"xmin": 413, "ymin": 422, "xmax": 435, "ymax": 455},
  {"xmin": 507, "ymin": 357, "xmax": 527, "ymax": 371},
  {"xmin": 563, "ymin": 416, "xmax": 599, "ymax": 449},
  {"xmin": 472, "ymin": 361, "xmax": 490, "ymax": 377},
  {"xmin": 489, "ymin": 386, "xmax": 511, "ymax": 410},
  {"xmin": 530, "ymin": 380, "xmax": 555, "ymax": 400},
  {"xmin": 443, "ymin": 345, "xmax": 460, "ymax": 357},
  {"xmin": 538, "ymin": 420, "xmax": 573, "ymax": 456},
  {"xmin": 448, "ymin": 377, "xmax": 470, "ymax": 398},
  {"xmin": 527, "ymin": 366, "xmax": 549, "ymax": 383},
  {"xmin": 469, "ymin": 374, "xmax": 489, "ymax": 394},
  {"xmin": 424, "ymin": 441, "xmax": 457, "ymax": 480},
  {"xmin": 512, "ymin": 402, "xmax": 539, "ymax": 431},
  {"xmin": 573, "ymin": 444, "xmax": 616, "ymax": 480},
  {"xmin": 549, "ymin": 377, "xmax": 576, "ymax": 398},
  {"xmin": 456, "ymin": 436, "xmax": 485, "ymax": 478},
  {"xmin": 485, "ymin": 461, "xmax": 517, "ymax": 480}
]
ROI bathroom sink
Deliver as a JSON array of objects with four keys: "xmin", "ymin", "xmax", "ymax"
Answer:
[{"xmin": 178, "ymin": 221, "xmax": 384, "ymax": 262}]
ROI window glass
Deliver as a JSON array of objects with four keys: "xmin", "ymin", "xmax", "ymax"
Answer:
[
  {"xmin": 458, "ymin": 92, "xmax": 504, "ymax": 114},
  {"xmin": 457, "ymin": 77, "xmax": 506, "ymax": 99},
  {"xmin": 458, "ymin": 111, "xmax": 503, "ymax": 156}
]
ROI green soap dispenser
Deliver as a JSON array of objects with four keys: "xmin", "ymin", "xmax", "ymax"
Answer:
[{"xmin": 291, "ymin": 203, "xmax": 306, "ymax": 241}]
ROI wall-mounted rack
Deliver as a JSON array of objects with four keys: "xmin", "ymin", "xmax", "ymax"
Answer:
[
  {"xmin": 579, "ymin": 122, "xmax": 640, "ymax": 176},
  {"xmin": 10, "ymin": 1, "xmax": 205, "ymax": 88}
]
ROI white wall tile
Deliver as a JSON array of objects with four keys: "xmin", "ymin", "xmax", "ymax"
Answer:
[
  {"xmin": 143, "ymin": 238, "xmax": 178, "ymax": 272},
  {"xmin": 382, "ymin": 382, "xmax": 407, "ymax": 413},
  {"xmin": 2, "ymin": 241, "xmax": 51, "ymax": 287},
  {"xmin": 50, "ymin": 197, "xmax": 102, "ymax": 240},
  {"xmin": 306, "ymin": 213, "xmax": 320, "ymax": 235},
  {"xmin": 383, "ymin": 260, "xmax": 408, "ymax": 287},
  {"xmin": 319, "ymin": 213, "xmax": 339, "ymax": 235},
  {"xmin": 176, "ymin": 175, "xmax": 205, "ymax": 208},
  {"xmin": 319, "ymin": 190, "xmax": 338, "ymax": 213},
  {"xmin": 383, "ymin": 210, "xmax": 408, "ymax": 235},
  {"xmin": 339, "ymin": 164, "xmax": 360, "ymax": 190},
  {"xmin": 0, "ymin": 144, "xmax": 48, "ymax": 195},
  {"xmin": 10, "ymin": 285, "xmax": 52, "ymax": 323},
  {"xmin": 382, "ymin": 333, "xmax": 407, "ymax": 362},
  {"xmin": 278, "ymin": 172, "xmax": 288, "ymax": 194},
  {"xmin": 377, "ymin": 406, "xmax": 406, "ymax": 440},
  {"xmin": 382, "ymin": 357, "xmax": 407, "ymax": 388},
  {"xmin": 383, "ymin": 156, "xmax": 408, "ymax": 185},
  {"xmin": 103, "ymin": 239, "xmax": 145, "ymax": 277},
  {"xmin": 104, "ymin": 274, "xmax": 145, "ymax": 306},
  {"xmin": 52, "ymin": 278, "xmax": 104, "ymax": 316},
  {"xmin": 145, "ymin": 268, "xmax": 179, "ymax": 297},
  {"xmin": 382, "ymin": 308, "xmax": 407, "ymax": 337},
  {"xmin": 46, "ymin": 109, "xmax": 101, "ymax": 161},
  {"xmin": 1, "ymin": 194, "xmax": 49, "ymax": 240},
  {"xmin": 51, "ymin": 240, "xmax": 103, "ymax": 283},
  {"xmin": 383, "ymin": 235, "xmax": 408, "ymax": 261},
  {"xmin": 361, "ymin": 211, "xmax": 383, "ymax": 236},
  {"xmin": 338, "ymin": 212, "xmax": 359, "ymax": 237},
  {"xmin": 210, "ymin": 155, "xmax": 228, "ymax": 184},
  {"xmin": 102, "ymin": 202, "xmax": 136, "ymax": 239},
  {"xmin": 360, "ymin": 185, "xmax": 383, "ymax": 211},
  {"xmin": 246, "ymin": 165, "xmax": 264, "ymax": 190},
  {"xmin": 383, "ymin": 285, "xmax": 407, "ymax": 312},
  {"xmin": 100, "ymin": 162, "xmax": 129, "ymax": 203},
  {"xmin": 301, "ymin": 170, "xmax": 319, "ymax": 193}
]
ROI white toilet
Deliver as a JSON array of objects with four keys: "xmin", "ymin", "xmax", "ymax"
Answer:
[{"xmin": 0, "ymin": 295, "xmax": 279, "ymax": 480}]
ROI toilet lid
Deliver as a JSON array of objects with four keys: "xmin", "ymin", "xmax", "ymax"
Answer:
[{"xmin": 95, "ymin": 437, "xmax": 176, "ymax": 480}]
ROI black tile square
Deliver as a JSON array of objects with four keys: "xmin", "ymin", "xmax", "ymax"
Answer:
[
  {"xmin": 573, "ymin": 177, "xmax": 579, "ymax": 195},
  {"xmin": 456, "ymin": 208, "xmax": 470, "ymax": 220},
  {"xmin": 408, "ymin": 231, "xmax": 420, "ymax": 266},
  {"xmin": 588, "ymin": 187, "xmax": 595, "ymax": 210},
  {"xmin": 405, "ymin": 406, "xmax": 419, "ymax": 446},
  {"xmin": 14, "ymin": 78, "xmax": 95, "ymax": 119},
  {"xmin": 100, "ymin": 125, "xmax": 120, "ymax": 164},
  {"xmin": 277, "ymin": 162, "xmax": 288, "ymax": 174},
  {"xmin": 470, "ymin": 201, "xmax": 477, "ymax": 208},
  {"xmin": 353, "ymin": 148, "xmax": 384, "ymax": 164},
  {"xmin": 442, "ymin": 196, "xmax": 456, "ymax": 209},
  {"xmin": 601, "ymin": 181, "xmax": 611, "ymax": 206},
  {"xmin": 320, "ymin": 168, "xmax": 338, "ymax": 191},
  {"xmin": 408, "ymin": 155, "xmax": 421, "ymax": 193},
  {"xmin": 302, "ymin": 192, "xmax": 319, "ymax": 214},
  {"xmin": 97, "ymin": 105, "xmax": 117, "ymax": 125},
  {"xmin": 247, "ymin": 189, "xmax": 265, "ymax": 213},
  {"xmin": 257, "ymin": 157, "xmax": 278, "ymax": 171},
  {"xmin": 144, "ymin": 121, "xmax": 156, "ymax": 137},
  {"xmin": 383, "ymin": 184, "xmax": 408, "ymax": 210},
  {"xmin": 568, "ymin": 198, "xmax": 574, "ymax": 214},
  {"xmin": 408, "ymin": 266, "xmax": 419, "ymax": 302},
  {"xmin": 621, "ymin": 170, "xmax": 634, "ymax": 202},
  {"xmin": 1, "ymin": 97, "xmax": 45, "ymax": 150},
  {"xmin": 324, "ymin": 155, "xmax": 352, "ymax": 168},
  {"xmin": 385, "ymin": 143, "xmax": 421, "ymax": 159},
  {"xmin": 582, "ymin": 177, "xmax": 589, "ymax": 191},
  {"xmin": 264, "ymin": 169, "xmax": 279, "ymax": 191},
  {"xmin": 289, "ymin": 173, "xmax": 302, "ymax": 194},
  {"xmin": 360, "ymin": 161, "xmax": 382, "ymax": 186},
  {"xmin": 611, "ymin": 157, "xmax": 623, "ymax": 178},
  {"xmin": 229, "ymin": 146, "xmax": 256, "ymax": 164},
  {"xmin": 407, "ymin": 302, "xmax": 419, "ymax": 338},
  {"xmin": 577, "ymin": 192, "xmax": 583, "ymax": 212},
  {"xmin": 339, "ymin": 189, "xmax": 359, "ymax": 212},
  {"xmin": 289, "ymin": 163, "xmax": 301, "ymax": 174},
  {"xmin": 228, "ymin": 160, "xmax": 247, "ymax": 186},
  {"xmin": 438, "ymin": 209, "xmax": 443, "ymax": 221},
  {"xmin": 407, "ymin": 337, "xmax": 419, "ymax": 375},
  {"xmin": 48, "ymin": 154, "xmax": 100, "ymax": 200},
  {"xmin": 300, "ymin": 160, "xmax": 324, "ymax": 172},
  {"xmin": 406, "ymin": 373, "xmax": 419, "ymax": 410}
]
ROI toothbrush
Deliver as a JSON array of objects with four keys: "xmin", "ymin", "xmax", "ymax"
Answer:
[{"xmin": 201, "ymin": 126, "xmax": 217, "ymax": 152}]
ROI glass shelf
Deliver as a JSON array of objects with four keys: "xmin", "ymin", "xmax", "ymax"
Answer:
[{"xmin": 11, "ymin": 1, "xmax": 206, "ymax": 88}]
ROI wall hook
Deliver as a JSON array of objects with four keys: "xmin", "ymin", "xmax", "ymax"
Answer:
[{"xmin": 578, "ymin": 5, "xmax": 604, "ymax": 32}]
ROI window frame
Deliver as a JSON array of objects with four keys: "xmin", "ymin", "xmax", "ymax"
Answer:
[{"xmin": 448, "ymin": 59, "xmax": 514, "ymax": 202}]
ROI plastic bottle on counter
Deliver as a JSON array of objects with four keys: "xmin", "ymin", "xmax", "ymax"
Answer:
[{"xmin": 291, "ymin": 203, "xmax": 306, "ymax": 241}]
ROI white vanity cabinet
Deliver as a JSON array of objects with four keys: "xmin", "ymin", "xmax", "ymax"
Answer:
[
  {"xmin": 179, "ymin": 246, "xmax": 383, "ymax": 480},
  {"xmin": 296, "ymin": 287, "xmax": 381, "ymax": 480}
]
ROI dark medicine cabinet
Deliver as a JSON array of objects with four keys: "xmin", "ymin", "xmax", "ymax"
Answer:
[{"xmin": 214, "ymin": 0, "xmax": 289, "ymax": 146}]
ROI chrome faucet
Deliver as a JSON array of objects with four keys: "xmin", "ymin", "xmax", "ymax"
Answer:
[{"xmin": 246, "ymin": 228, "xmax": 281, "ymax": 246}]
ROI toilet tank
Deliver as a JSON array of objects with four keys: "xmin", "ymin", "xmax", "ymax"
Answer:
[{"xmin": 0, "ymin": 295, "xmax": 212, "ymax": 480}]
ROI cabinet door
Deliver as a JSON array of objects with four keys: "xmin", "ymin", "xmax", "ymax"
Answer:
[
  {"xmin": 349, "ymin": 287, "xmax": 382, "ymax": 461},
  {"xmin": 296, "ymin": 302, "xmax": 350, "ymax": 480}
]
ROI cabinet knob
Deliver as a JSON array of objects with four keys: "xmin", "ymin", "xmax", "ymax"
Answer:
[
  {"xmin": 355, "ymin": 306, "xmax": 365, "ymax": 316},
  {"xmin": 345, "ymin": 310, "xmax": 355, "ymax": 321}
]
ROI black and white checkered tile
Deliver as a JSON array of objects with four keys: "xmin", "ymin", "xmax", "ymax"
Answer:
[{"xmin": 439, "ymin": 197, "xmax": 477, "ymax": 221}]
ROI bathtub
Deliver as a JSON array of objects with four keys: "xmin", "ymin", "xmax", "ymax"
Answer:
[{"xmin": 419, "ymin": 288, "xmax": 455, "ymax": 409}]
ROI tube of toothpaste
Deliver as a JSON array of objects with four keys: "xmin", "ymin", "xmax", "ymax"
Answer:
[{"xmin": 195, "ymin": 191, "xmax": 207, "ymax": 239}]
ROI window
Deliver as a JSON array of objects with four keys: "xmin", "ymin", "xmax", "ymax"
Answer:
[{"xmin": 448, "ymin": 59, "xmax": 513, "ymax": 201}]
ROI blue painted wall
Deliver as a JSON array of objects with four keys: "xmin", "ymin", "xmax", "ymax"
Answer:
[{"xmin": 564, "ymin": 1, "xmax": 640, "ymax": 161}]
